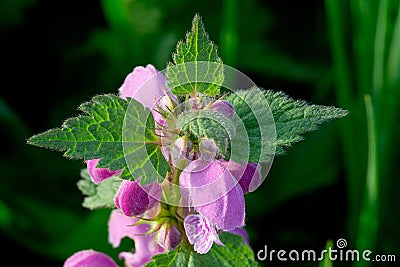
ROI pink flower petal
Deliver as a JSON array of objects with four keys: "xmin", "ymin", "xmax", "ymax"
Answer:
[
  {"xmin": 63, "ymin": 249, "xmax": 118, "ymax": 267},
  {"xmin": 119, "ymin": 64, "xmax": 176, "ymax": 125},
  {"xmin": 209, "ymin": 100, "xmax": 235, "ymax": 119},
  {"xmin": 180, "ymin": 160, "xmax": 245, "ymax": 231},
  {"xmin": 86, "ymin": 159, "xmax": 122, "ymax": 184},
  {"xmin": 119, "ymin": 64, "xmax": 165, "ymax": 107},
  {"xmin": 108, "ymin": 210, "xmax": 163, "ymax": 266},
  {"xmin": 221, "ymin": 160, "xmax": 262, "ymax": 193},
  {"xmin": 157, "ymin": 224, "xmax": 182, "ymax": 251},
  {"xmin": 184, "ymin": 214, "xmax": 223, "ymax": 254},
  {"xmin": 199, "ymin": 138, "xmax": 218, "ymax": 162},
  {"xmin": 162, "ymin": 137, "xmax": 193, "ymax": 170},
  {"xmin": 114, "ymin": 179, "xmax": 160, "ymax": 217},
  {"xmin": 114, "ymin": 180, "xmax": 149, "ymax": 216}
]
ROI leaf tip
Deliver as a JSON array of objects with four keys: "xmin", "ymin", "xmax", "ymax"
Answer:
[{"xmin": 26, "ymin": 133, "xmax": 42, "ymax": 147}]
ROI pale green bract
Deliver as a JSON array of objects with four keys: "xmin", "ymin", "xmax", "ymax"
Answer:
[{"xmin": 77, "ymin": 169, "xmax": 119, "ymax": 210}]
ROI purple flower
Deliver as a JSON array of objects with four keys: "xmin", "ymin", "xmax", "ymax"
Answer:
[
  {"xmin": 108, "ymin": 209, "xmax": 163, "ymax": 267},
  {"xmin": 180, "ymin": 159, "xmax": 245, "ymax": 231},
  {"xmin": 209, "ymin": 100, "xmax": 234, "ymax": 119},
  {"xmin": 63, "ymin": 249, "xmax": 119, "ymax": 267},
  {"xmin": 119, "ymin": 64, "xmax": 176, "ymax": 126},
  {"xmin": 162, "ymin": 137, "xmax": 193, "ymax": 169},
  {"xmin": 221, "ymin": 160, "xmax": 262, "ymax": 194},
  {"xmin": 114, "ymin": 179, "xmax": 161, "ymax": 217},
  {"xmin": 199, "ymin": 138, "xmax": 218, "ymax": 162},
  {"xmin": 86, "ymin": 159, "xmax": 122, "ymax": 184},
  {"xmin": 184, "ymin": 214, "xmax": 224, "ymax": 254},
  {"xmin": 157, "ymin": 224, "xmax": 182, "ymax": 251}
]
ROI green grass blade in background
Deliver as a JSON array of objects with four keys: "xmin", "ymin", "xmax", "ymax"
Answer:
[
  {"xmin": 372, "ymin": 0, "xmax": 389, "ymax": 98},
  {"xmin": 318, "ymin": 240, "xmax": 334, "ymax": 267},
  {"xmin": 325, "ymin": 0, "xmax": 363, "ymax": 243},
  {"xmin": 354, "ymin": 95, "xmax": 379, "ymax": 267},
  {"xmin": 386, "ymin": 2, "xmax": 400, "ymax": 89},
  {"xmin": 220, "ymin": 0, "xmax": 239, "ymax": 66},
  {"xmin": 380, "ymin": 1, "xmax": 400, "ymax": 179},
  {"xmin": 349, "ymin": 0, "xmax": 376, "ymax": 97}
]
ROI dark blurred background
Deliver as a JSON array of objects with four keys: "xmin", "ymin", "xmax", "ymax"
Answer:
[{"xmin": 1, "ymin": 0, "xmax": 399, "ymax": 266}]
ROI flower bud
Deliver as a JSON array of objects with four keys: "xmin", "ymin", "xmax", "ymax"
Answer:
[
  {"xmin": 114, "ymin": 180, "xmax": 152, "ymax": 217},
  {"xmin": 170, "ymin": 137, "xmax": 193, "ymax": 169},
  {"xmin": 189, "ymin": 97, "xmax": 203, "ymax": 110},
  {"xmin": 199, "ymin": 138, "xmax": 218, "ymax": 161},
  {"xmin": 64, "ymin": 249, "xmax": 118, "ymax": 267},
  {"xmin": 158, "ymin": 93, "xmax": 177, "ymax": 112},
  {"xmin": 157, "ymin": 224, "xmax": 182, "ymax": 251},
  {"xmin": 210, "ymin": 100, "xmax": 234, "ymax": 119}
]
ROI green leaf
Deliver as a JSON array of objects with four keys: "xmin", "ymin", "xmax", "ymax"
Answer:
[
  {"xmin": 77, "ymin": 169, "xmax": 119, "ymax": 210},
  {"xmin": 27, "ymin": 94, "xmax": 169, "ymax": 184},
  {"xmin": 226, "ymin": 88, "xmax": 349, "ymax": 158},
  {"xmin": 225, "ymin": 88, "xmax": 276, "ymax": 163},
  {"xmin": 122, "ymin": 98, "xmax": 170, "ymax": 184},
  {"xmin": 177, "ymin": 109, "xmax": 236, "ymax": 155},
  {"xmin": 265, "ymin": 89, "xmax": 348, "ymax": 155},
  {"xmin": 166, "ymin": 14, "xmax": 224, "ymax": 96},
  {"xmin": 145, "ymin": 233, "xmax": 259, "ymax": 267}
]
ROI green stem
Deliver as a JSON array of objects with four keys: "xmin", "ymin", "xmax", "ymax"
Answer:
[{"xmin": 161, "ymin": 168, "xmax": 182, "ymax": 208}]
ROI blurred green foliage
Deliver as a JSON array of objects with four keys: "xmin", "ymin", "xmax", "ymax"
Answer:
[{"xmin": 1, "ymin": 0, "xmax": 399, "ymax": 266}]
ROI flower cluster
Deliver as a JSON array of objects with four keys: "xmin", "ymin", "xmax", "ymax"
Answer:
[{"xmin": 64, "ymin": 64, "xmax": 259, "ymax": 267}]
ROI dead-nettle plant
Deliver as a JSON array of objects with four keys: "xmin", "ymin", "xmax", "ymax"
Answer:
[{"xmin": 27, "ymin": 14, "xmax": 348, "ymax": 267}]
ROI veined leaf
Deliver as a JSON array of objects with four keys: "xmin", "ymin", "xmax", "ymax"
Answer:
[
  {"xmin": 226, "ymin": 88, "xmax": 348, "ymax": 158},
  {"xmin": 27, "ymin": 94, "xmax": 169, "ymax": 184},
  {"xmin": 225, "ymin": 88, "xmax": 276, "ymax": 163},
  {"xmin": 265, "ymin": 89, "xmax": 348, "ymax": 154},
  {"xmin": 166, "ymin": 14, "xmax": 224, "ymax": 96},
  {"xmin": 145, "ymin": 233, "xmax": 259, "ymax": 267}
]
